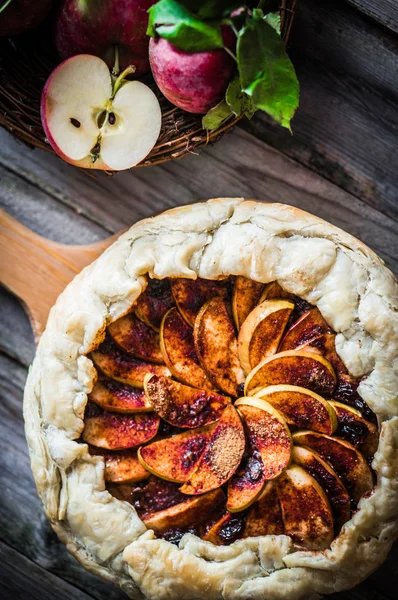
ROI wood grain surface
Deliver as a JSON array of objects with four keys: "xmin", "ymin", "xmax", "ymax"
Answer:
[{"xmin": 0, "ymin": 0, "xmax": 397, "ymax": 598}]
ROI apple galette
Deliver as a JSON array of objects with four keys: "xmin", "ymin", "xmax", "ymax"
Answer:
[{"xmin": 24, "ymin": 199, "xmax": 398, "ymax": 600}]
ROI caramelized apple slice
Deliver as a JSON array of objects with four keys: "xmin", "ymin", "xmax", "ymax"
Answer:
[
  {"xmin": 259, "ymin": 281, "xmax": 291, "ymax": 302},
  {"xmin": 238, "ymin": 299, "xmax": 294, "ymax": 374},
  {"xmin": 92, "ymin": 338, "xmax": 170, "ymax": 388},
  {"xmin": 108, "ymin": 312, "xmax": 164, "ymax": 363},
  {"xmin": 180, "ymin": 404, "xmax": 245, "ymax": 495},
  {"xmin": 254, "ymin": 384, "xmax": 337, "ymax": 434},
  {"xmin": 134, "ymin": 278, "xmax": 175, "ymax": 331},
  {"xmin": 202, "ymin": 511, "xmax": 246, "ymax": 545},
  {"xmin": 89, "ymin": 378, "xmax": 152, "ymax": 413},
  {"xmin": 227, "ymin": 398, "xmax": 292, "ymax": 512},
  {"xmin": 160, "ymin": 307, "xmax": 215, "ymax": 390},
  {"xmin": 232, "ymin": 277, "xmax": 264, "ymax": 329},
  {"xmin": 143, "ymin": 489, "xmax": 226, "ymax": 534},
  {"xmin": 292, "ymin": 431, "xmax": 374, "ymax": 503},
  {"xmin": 244, "ymin": 350, "xmax": 336, "ymax": 396},
  {"xmin": 292, "ymin": 446, "xmax": 351, "ymax": 532},
  {"xmin": 128, "ymin": 477, "xmax": 188, "ymax": 518},
  {"xmin": 170, "ymin": 277, "xmax": 231, "ymax": 326},
  {"xmin": 144, "ymin": 374, "xmax": 230, "ymax": 428},
  {"xmin": 329, "ymin": 401, "xmax": 379, "ymax": 457},
  {"xmin": 89, "ymin": 447, "xmax": 150, "ymax": 483},
  {"xmin": 83, "ymin": 411, "xmax": 160, "ymax": 450},
  {"xmin": 279, "ymin": 308, "xmax": 331, "ymax": 352},
  {"xmin": 194, "ymin": 298, "xmax": 245, "ymax": 396},
  {"xmin": 243, "ymin": 482, "xmax": 284, "ymax": 538},
  {"xmin": 138, "ymin": 424, "xmax": 215, "ymax": 483},
  {"xmin": 277, "ymin": 465, "xmax": 334, "ymax": 550}
]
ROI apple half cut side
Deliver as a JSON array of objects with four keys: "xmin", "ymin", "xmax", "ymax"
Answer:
[
  {"xmin": 160, "ymin": 307, "xmax": 215, "ymax": 390},
  {"xmin": 253, "ymin": 384, "xmax": 337, "ymax": 435},
  {"xmin": 134, "ymin": 279, "xmax": 175, "ymax": 332},
  {"xmin": 243, "ymin": 482, "xmax": 284, "ymax": 538},
  {"xmin": 108, "ymin": 312, "xmax": 164, "ymax": 364},
  {"xmin": 232, "ymin": 277, "xmax": 264, "ymax": 330},
  {"xmin": 292, "ymin": 431, "xmax": 374, "ymax": 503},
  {"xmin": 89, "ymin": 378, "xmax": 152, "ymax": 413},
  {"xmin": 169, "ymin": 277, "xmax": 231, "ymax": 327},
  {"xmin": 277, "ymin": 465, "xmax": 334, "ymax": 550},
  {"xmin": 292, "ymin": 446, "xmax": 351, "ymax": 533},
  {"xmin": 329, "ymin": 401, "xmax": 379, "ymax": 457},
  {"xmin": 238, "ymin": 299, "xmax": 294, "ymax": 375},
  {"xmin": 144, "ymin": 374, "xmax": 230, "ymax": 428},
  {"xmin": 194, "ymin": 298, "xmax": 245, "ymax": 396},
  {"xmin": 91, "ymin": 338, "xmax": 170, "ymax": 388},
  {"xmin": 89, "ymin": 447, "xmax": 150, "ymax": 484},
  {"xmin": 83, "ymin": 411, "xmax": 160, "ymax": 450},
  {"xmin": 138, "ymin": 424, "xmax": 215, "ymax": 483},
  {"xmin": 244, "ymin": 350, "xmax": 336, "ymax": 396},
  {"xmin": 202, "ymin": 512, "xmax": 246, "ymax": 545},
  {"xmin": 227, "ymin": 397, "xmax": 292, "ymax": 512},
  {"xmin": 41, "ymin": 55, "xmax": 161, "ymax": 170},
  {"xmin": 180, "ymin": 404, "xmax": 245, "ymax": 495}
]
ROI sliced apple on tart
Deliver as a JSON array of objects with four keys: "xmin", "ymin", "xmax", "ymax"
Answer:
[
  {"xmin": 83, "ymin": 410, "xmax": 160, "ymax": 450},
  {"xmin": 232, "ymin": 276, "xmax": 264, "ymax": 329},
  {"xmin": 134, "ymin": 278, "xmax": 175, "ymax": 331},
  {"xmin": 253, "ymin": 384, "xmax": 337, "ymax": 434},
  {"xmin": 244, "ymin": 350, "xmax": 336, "ymax": 396},
  {"xmin": 89, "ymin": 447, "xmax": 150, "ymax": 484},
  {"xmin": 170, "ymin": 277, "xmax": 231, "ymax": 326},
  {"xmin": 259, "ymin": 281, "xmax": 291, "ymax": 302},
  {"xmin": 292, "ymin": 431, "xmax": 374, "ymax": 503},
  {"xmin": 144, "ymin": 374, "xmax": 230, "ymax": 428},
  {"xmin": 238, "ymin": 299, "xmax": 294, "ymax": 374},
  {"xmin": 243, "ymin": 482, "xmax": 284, "ymax": 538},
  {"xmin": 194, "ymin": 297, "xmax": 245, "ymax": 396},
  {"xmin": 329, "ymin": 401, "xmax": 379, "ymax": 457},
  {"xmin": 180, "ymin": 404, "xmax": 245, "ymax": 495},
  {"xmin": 138, "ymin": 424, "xmax": 215, "ymax": 483},
  {"xmin": 279, "ymin": 308, "xmax": 331, "ymax": 352},
  {"xmin": 202, "ymin": 511, "xmax": 246, "ymax": 545},
  {"xmin": 108, "ymin": 312, "xmax": 164, "ymax": 363},
  {"xmin": 89, "ymin": 378, "xmax": 152, "ymax": 413},
  {"xmin": 160, "ymin": 307, "xmax": 214, "ymax": 390},
  {"xmin": 277, "ymin": 465, "xmax": 334, "ymax": 550}
]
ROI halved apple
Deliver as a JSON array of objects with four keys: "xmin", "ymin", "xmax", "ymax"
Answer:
[
  {"xmin": 91, "ymin": 338, "xmax": 170, "ymax": 388},
  {"xmin": 329, "ymin": 401, "xmax": 379, "ymax": 457},
  {"xmin": 134, "ymin": 278, "xmax": 175, "ymax": 332},
  {"xmin": 143, "ymin": 488, "xmax": 226, "ymax": 534},
  {"xmin": 279, "ymin": 308, "xmax": 331, "ymax": 352},
  {"xmin": 277, "ymin": 465, "xmax": 334, "ymax": 550},
  {"xmin": 238, "ymin": 299, "xmax": 294, "ymax": 374},
  {"xmin": 243, "ymin": 482, "xmax": 284, "ymax": 538},
  {"xmin": 138, "ymin": 424, "xmax": 215, "ymax": 483},
  {"xmin": 244, "ymin": 350, "xmax": 336, "ymax": 396},
  {"xmin": 144, "ymin": 374, "xmax": 230, "ymax": 428},
  {"xmin": 108, "ymin": 312, "xmax": 164, "ymax": 364},
  {"xmin": 202, "ymin": 512, "xmax": 245, "ymax": 545},
  {"xmin": 89, "ymin": 378, "xmax": 152, "ymax": 413},
  {"xmin": 170, "ymin": 277, "xmax": 231, "ymax": 326},
  {"xmin": 227, "ymin": 397, "xmax": 292, "ymax": 512},
  {"xmin": 160, "ymin": 307, "xmax": 214, "ymax": 390},
  {"xmin": 194, "ymin": 298, "xmax": 245, "ymax": 396},
  {"xmin": 253, "ymin": 384, "xmax": 337, "ymax": 434},
  {"xmin": 292, "ymin": 446, "xmax": 351, "ymax": 532},
  {"xmin": 232, "ymin": 277, "xmax": 264, "ymax": 329},
  {"xmin": 83, "ymin": 411, "xmax": 160, "ymax": 450},
  {"xmin": 180, "ymin": 404, "xmax": 245, "ymax": 495},
  {"xmin": 89, "ymin": 447, "xmax": 150, "ymax": 483},
  {"xmin": 292, "ymin": 431, "xmax": 374, "ymax": 503}
]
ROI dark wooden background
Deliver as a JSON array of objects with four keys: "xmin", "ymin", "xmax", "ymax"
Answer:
[{"xmin": 0, "ymin": 0, "xmax": 397, "ymax": 598}]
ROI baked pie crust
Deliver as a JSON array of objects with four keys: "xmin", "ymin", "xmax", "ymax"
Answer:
[{"xmin": 24, "ymin": 199, "xmax": 398, "ymax": 600}]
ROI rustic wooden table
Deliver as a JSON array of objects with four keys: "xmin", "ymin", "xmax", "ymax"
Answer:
[{"xmin": 0, "ymin": 1, "xmax": 397, "ymax": 599}]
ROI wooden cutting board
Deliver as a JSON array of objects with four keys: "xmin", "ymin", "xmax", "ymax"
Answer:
[{"xmin": 0, "ymin": 209, "xmax": 120, "ymax": 342}]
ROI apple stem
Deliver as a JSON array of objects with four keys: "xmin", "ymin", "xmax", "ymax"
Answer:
[
  {"xmin": 112, "ymin": 45, "xmax": 120, "ymax": 77},
  {"xmin": 224, "ymin": 47, "xmax": 237, "ymax": 62},
  {"xmin": 0, "ymin": 0, "xmax": 13, "ymax": 14},
  {"xmin": 112, "ymin": 65, "xmax": 136, "ymax": 98}
]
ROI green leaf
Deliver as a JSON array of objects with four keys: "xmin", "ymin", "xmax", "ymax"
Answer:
[
  {"xmin": 226, "ymin": 76, "xmax": 256, "ymax": 119},
  {"xmin": 264, "ymin": 11, "xmax": 281, "ymax": 34},
  {"xmin": 147, "ymin": 0, "xmax": 223, "ymax": 52},
  {"xmin": 237, "ymin": 11, "xmax": 299, "ymax": 129},
  {"xmin": 202, "ymin": 101, "xmax": 233, "ymax": 131},
  {"xmin": 177, "ymin": 1, "xmax": 242, "ymax": 19}
]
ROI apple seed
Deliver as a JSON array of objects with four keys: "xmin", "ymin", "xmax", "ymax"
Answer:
[{"xmin": 70, "ymin": 118, "xmax": 81, "ymax": 128}]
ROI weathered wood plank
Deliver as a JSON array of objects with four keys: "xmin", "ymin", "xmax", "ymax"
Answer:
[
  {"xmin": 242, "ymin": 0, "xmax": 398, "ymax": 221},
  {"xmin": 0, "ymin": 287, "xmax": 34, "ymax": 367},
  {"xmin": 344, "ymin": 0, "xmax": 398, "ymax": 35}
]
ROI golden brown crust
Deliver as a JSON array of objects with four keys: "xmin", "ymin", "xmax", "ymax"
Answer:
[{"xmin": 24, "ymin": 199, "xmax": 398, "ymax": 599}]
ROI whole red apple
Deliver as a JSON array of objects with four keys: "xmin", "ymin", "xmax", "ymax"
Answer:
[
  {"xmin": 0, "ymin": 0, "xmax": 52, "ymax": 37},
  {"xmin": 149, "ymin": 29, "xmax": 236, "ymax": 114},
  {"xmin": 55, "ymin": 0, "xmax": 155, "ymax": 76}
]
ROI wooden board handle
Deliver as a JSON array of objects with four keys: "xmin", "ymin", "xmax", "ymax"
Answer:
[{"xmin": 0, "ymin": 210, "xmax": 118, "ymax": 341}]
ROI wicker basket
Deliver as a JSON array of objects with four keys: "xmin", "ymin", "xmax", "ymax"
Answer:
[{"xmin": 0, "ymin": 1, "xmax": 296, "ymax": 168}]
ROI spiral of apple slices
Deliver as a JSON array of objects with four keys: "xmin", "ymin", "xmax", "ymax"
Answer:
[{"xmin": 83, "ymin": 275, "xmax": 378, "ymax": 548}]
